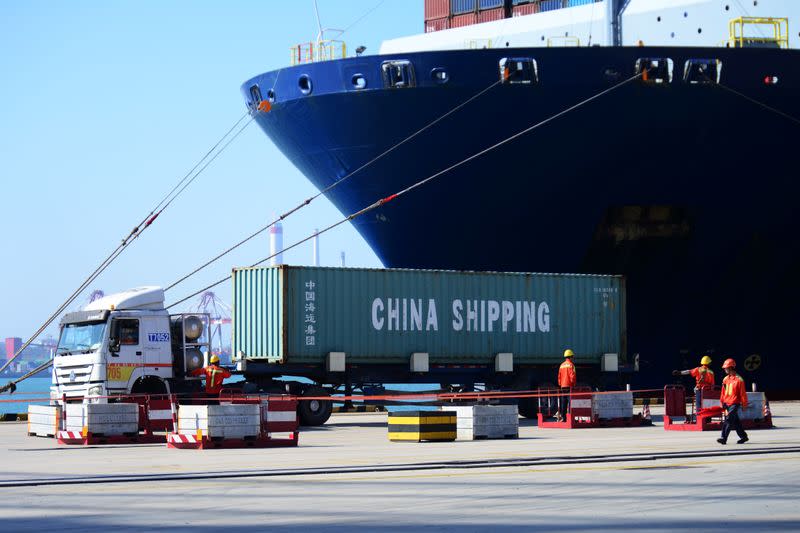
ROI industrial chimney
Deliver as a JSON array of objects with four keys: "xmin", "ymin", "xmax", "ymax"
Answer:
[{"xmin": 270, "ymin": 221, "xmax": 284, "ymax": 266}]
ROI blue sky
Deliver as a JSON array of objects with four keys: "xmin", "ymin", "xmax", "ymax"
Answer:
[{"xmin": 0, "ymin": 0, "xmax": 421, "ymax": 342}]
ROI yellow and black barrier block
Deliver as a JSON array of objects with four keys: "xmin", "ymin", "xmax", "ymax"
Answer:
[{"xmin": 388, "ymin": 410, "xmax": 457, "ymax": 442}]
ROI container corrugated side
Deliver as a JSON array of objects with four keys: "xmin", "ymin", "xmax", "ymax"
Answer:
[
  {"xmin": 513, "ymin": 3, "xmax": 540, "ymax": 16},
  {"xmin": 450, "ymin": 0, "xmax": 477, "ymax": 15},
  {"xmin": 478, "ymin": 0, "xmax": 504, "ymax": 9},
  {"xmin": 425, "ymin": 0, "xmax": 450, "ymax": 20},
  {"xmin": 451, "ymin": 13, "xmax": 478, "ymax": 28},
  {"xmin": 425, "ymin": 17, "xmax": 450, "ymax": 33},
  {"xmin": 233, "ymin": 266, "xmax": 625, "ymax": 366},
  {"xmin": 540, "ymin": 0, "xmax": 564, "ymax": 12},
  {"xmin": 233, "ymin": 266, "xmax": 285, "ymax": 363},
  {"xmin": 477, "ymin": 7, "xmax": 505, "ymax": 23}
]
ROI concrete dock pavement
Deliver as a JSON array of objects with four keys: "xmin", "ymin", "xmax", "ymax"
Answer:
[{"xmin": 0, "ymin": 402, "xmax": 798, "ymax": 531}]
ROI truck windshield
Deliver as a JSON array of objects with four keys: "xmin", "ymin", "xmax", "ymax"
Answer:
[{"xmin": 57, "ymin": 321, "xmax": 106, "ymax": 356}]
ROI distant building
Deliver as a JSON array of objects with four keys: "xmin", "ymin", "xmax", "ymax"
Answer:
[{"xmin": 5, "ymin": 337, "xmax": 22, "ymax": 361}]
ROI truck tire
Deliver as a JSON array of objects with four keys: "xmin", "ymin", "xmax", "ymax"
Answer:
[
  {"xmin": 131, "ymin": 376, "xmax": 167, "ymax": 396},
  {"xmin": 298, "ymin": 386, "xmax": 332, "ymax": 426}
]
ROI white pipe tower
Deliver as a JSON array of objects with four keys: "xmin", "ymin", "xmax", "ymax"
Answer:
[{"xmin": 270, "ymin": 221, "xmax": 283, "ymax": 266}]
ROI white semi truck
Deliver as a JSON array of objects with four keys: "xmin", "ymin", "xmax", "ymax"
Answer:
[
  {"xmin": 51, "ymin": 285, "xmax": 335, "ymax": 426},
  {"xmin": 52, "ymin": 287, "xmax": 209, "ymax": 402}
]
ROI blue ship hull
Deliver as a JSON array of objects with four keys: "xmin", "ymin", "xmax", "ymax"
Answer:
[{"xmin": 242, "ymin": 46, "xmax": 800, "ymax": 397}]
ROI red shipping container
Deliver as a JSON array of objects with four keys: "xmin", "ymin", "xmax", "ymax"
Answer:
[
  {"xmin": 512, "ymin": 3, "xmax": 540, "ymax": 17},
  {"xmin": 424, "ymin": 0, "xmax": 449, "ymax": 20},
  {"xmin": 477, "ymin": 7, "xmax": 505, "ymax": 23},
  {"xmin": 425, "ymin": 17, "xmax": 450, "ymax": 33},
  {"xmin": 451, "ymin": 13, "xmax": 478, "ymax": 28}
]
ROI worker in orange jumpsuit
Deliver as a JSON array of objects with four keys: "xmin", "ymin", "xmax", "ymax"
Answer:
[
  {"xmin": 190, "ymin": 354, "xmax": 232, "ymax": 398},
  {"xmin": 717, "ymin": 358, "xmax": 749, "ymax": 445},
  {"xmin": 673, "ymin": 355, "xmax": 715, "ymax": 416},
  {"xmin": 555, "ymin": 349, "xmax": 577, "ymax": 422}
]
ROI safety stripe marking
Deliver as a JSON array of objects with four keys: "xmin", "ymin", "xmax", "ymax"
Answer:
[
  {"xmin": 388, "ymin": 424, "xmax": 457, "ymax": 433},
  {"xmin": 388, "ymin": 431, "xmax": 457, "ymax": 441},
  {"xmin": 388, "ymin": 416, "xmax": 456, "ymax": 425}
]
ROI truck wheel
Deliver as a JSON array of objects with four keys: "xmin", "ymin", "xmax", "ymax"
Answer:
[
  {"xmin": 131, "ymin": 376, "xmax": 167, "ymax": 396},
  {"xmin": 298, "ymin": 386, "xmax": 332, "ymax": 426}
]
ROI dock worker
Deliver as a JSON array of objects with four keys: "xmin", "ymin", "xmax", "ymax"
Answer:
[
  {"xmin": 190, "ymin": 354, "xmax": 232, "ymax": 397},
  {"xmin": 555, "ymin": 349, "xmax": 577, "ymax": 422},
  {"xmin": 717, "ymin": 358, "xmax": 749, "ymax": 445},
  {"xmin": 672, "ymin": 355, "xmax": 715, "ymax": 415}
]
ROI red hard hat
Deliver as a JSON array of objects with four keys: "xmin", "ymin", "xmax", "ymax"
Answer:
[{"xmin": 722, "ymin": 358, "xmax": 736, "ymax": 369}]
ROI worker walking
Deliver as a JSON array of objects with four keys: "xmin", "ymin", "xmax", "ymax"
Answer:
[
  {"xmin": 717, "ymin": 358, "xmax": 749, "ymax": 445},
  {"xmin": 672, "ymin": 355, "xmax": 715, "ymax": 416},
  {"xmin": 190, "ymin": 354, "xmax": 232, "ymax": 398},
  {"xmin": 555, "ymin": 349, "xmax": 577, "ymax": 422}
]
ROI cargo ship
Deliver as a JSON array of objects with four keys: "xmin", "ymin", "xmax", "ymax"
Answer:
[{"xmin": 241, "ymin": 0, "xmax": 800, "ymax": 397}]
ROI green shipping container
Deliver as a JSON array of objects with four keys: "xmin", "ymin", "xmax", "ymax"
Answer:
[{"xmin": 232, "ymin": 266, "xmax": 626, "ymax": 366}]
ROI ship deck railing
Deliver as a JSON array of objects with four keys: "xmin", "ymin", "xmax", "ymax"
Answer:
[
  {"xmin": 290, "ymin": 40, "xmax": 347, "ymax": 66},
  {"xmin": 728, "ymin": 17, "xmax": 789, "ymax": 49}
]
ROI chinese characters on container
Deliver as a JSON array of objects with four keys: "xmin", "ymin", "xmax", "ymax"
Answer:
[{"xmin": 305, "ymin": 280, "xmax": 317, "ymax": 346}]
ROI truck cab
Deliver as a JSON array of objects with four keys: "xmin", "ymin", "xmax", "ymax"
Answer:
[{"xmin": 52, "ymin": 287, "xmax": 208, "ymax": 402}]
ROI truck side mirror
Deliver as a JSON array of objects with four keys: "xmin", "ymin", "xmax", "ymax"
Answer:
[{"xmin": 109, "ymin": 338, "xmax": 120, "ymax": 355}]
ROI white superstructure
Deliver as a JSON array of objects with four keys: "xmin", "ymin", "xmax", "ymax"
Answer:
[{"xmin": 380, "ymin": 0, "xmax": 800, "ymax": 53}]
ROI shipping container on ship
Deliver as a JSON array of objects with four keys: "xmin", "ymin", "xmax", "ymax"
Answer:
[
  {"xmin": 478, "ymin": 7, "xmax": 505, "ymax": 24},
  {"xmin": 450, "ymin": 0, "xmax": 477, "ymax": 15},
  {"xmin": 425, "ymin": 0, "xmax": 449, "ymax": 19},
  {"xmin": 425, "ymin": 17, "xmax": 450, "ymax": 33},
  {"xmin": 451, "ymin": 13, "xmax": 478, "ymax": 28},
  {"xmin": 512, "ymin": 1, "xmax": 539, "ymax": 17}
]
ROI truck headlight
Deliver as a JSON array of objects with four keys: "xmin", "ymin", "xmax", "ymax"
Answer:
[{"xmin": 88, "ymin": 385, "xmax": 103, "ymax": 396}]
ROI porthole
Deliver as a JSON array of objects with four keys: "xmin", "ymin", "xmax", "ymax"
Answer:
[
  {"xmin": 298, "ymin": 75, "xmax": 312, "ymax": 95},
  {"xmin": 351, "ymin": 74, "xmax": 367, "ymax": 90},
  {"xmin": 267, "ymin": 89, "xmax": 276, "ymax": 103},
  {"xmin": 671, "ymin": 32, "xmax": 676, "ymax": 38},
  {"xmin": 684, "ymin": 11, "xmax": 688, "ymax": 17},
  {"xmin": 657, "ymin": 16, "xmax": 661, "ymax": 22},
  {"xmin": 698, "ymin": 28, "xmax": 702, "ymax": 34},
  {"xmin": 725, "ymin": 5, "xmax": 730, "ymax": 10},
  {"xmin": 431, "ymin": 67, "xmax": 449, "ymax": 84}
]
